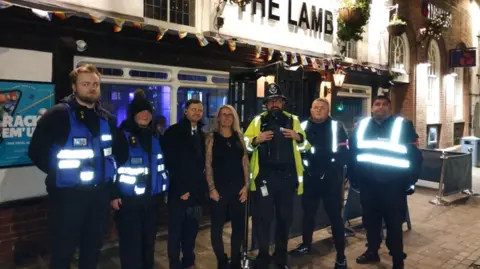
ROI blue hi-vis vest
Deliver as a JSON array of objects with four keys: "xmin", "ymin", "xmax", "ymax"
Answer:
[
  {"xmin": 355, "ymin": 116, "xmax": 410, "ymax": 169},
  {"xmin": 300, "ymin": 120, "xmax": 339, "ymax": 168},
  {"xmin": 116, "ymin": 131, "xmax": 168, "ymax": 197},
  {"xmin": 52, "ymin": 104, "xmax": 117, "ymax": 187}
]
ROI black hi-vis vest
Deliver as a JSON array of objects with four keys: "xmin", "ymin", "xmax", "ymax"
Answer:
[{"xmin": 259, "ymin": 112, "xmax": 295, "ymax": 166}]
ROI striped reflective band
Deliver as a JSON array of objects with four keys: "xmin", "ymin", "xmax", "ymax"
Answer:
[
  {"xmin": 80, "ymin": 171, "xmax": 94, "ymax": 181},
  {"xmin": 57, "ymin": 149, "xmax": 94, "ymax": 159},
  {"xmin": 162, "ymin": 184, "xmax": 167, "ymax": 191},
  {"xmin": 101, "ymin": 134, "xmax": 112, "ymax": 141},
  {"xmin": 134, "ymin": 186, "xmax": 146, "ymax": 195},
  {"xmin": 157, "ymin": 154, "xmax": 163, "ymax": 159},
  {"xmin": 357, "ymin": 117, "xmax": 406, "ymax": 154},
  {"xmin": 118, "ymin": 167, "xmax": 146, "ymax": 176},
  {"xmin": 58, "ymin": 160, "xmax": 81, "ymax": 169},
  {"xmin": 357, "ymin": 153, "xmax": 410, "ymax": 168},
  {"xmin": 157, "ymin": 164, "xmax": 165, "ymax": 172},
  {"xmin": 119, "ymin": 174, "xmax": 136, "ymax": 184}
]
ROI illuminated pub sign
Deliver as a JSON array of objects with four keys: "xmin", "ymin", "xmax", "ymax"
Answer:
[
  {"xmin": 449, "ymin": 48, "xmax": 477, "ymax": 68},
  {"xmin": 249, "ymin": 0, "xmax": 334, "ymax": 35}
]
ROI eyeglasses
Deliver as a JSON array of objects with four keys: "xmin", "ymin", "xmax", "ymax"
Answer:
[{"xmin": 220, "ymin": 113, "xmax": 234, "ymax": 118}]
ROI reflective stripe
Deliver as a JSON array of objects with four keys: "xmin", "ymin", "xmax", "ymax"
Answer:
[
  {"xmin": 331, "ymin": 158, "xmax": 335, "ymax": 163},
  {"xmin": 101, "ymin": 134, "xmax": 112, "ymax": 141},
  {"xmin": 58, "ymin": 160, "xmax": 81, "ymax": 169},
  {"xmin": 80, "ymin": 171, "xmax": 94, "ymax": 181},
  {"xmin": 332, "ymin": 120, "xmax": 338, "ymax": 153},
  {"xmin": 162, "ymin": 184, "xmax": 167, "ymax": 191},
  {"xmin": 244, "ymin": 136, "xmax": 254, "ymax": 152},
  {"xmin": 157, "ymin": 164, "xmax": 165, "ymax": 172},
  {"xmin": 57, "ymin": 149, "xmax": 94, "ymax": 159},
  {"xmin": 300, "ymin": 120, "xmax": 308, "ymax": 131},
  {"xmin": 144, "ymin": 167, "xmax": 149, "ymax": 175},
  {"xmin": 298, "ymin": 176, "xmax": 303, "ymax": 183},
  {"xmin": 162, "ymin": 172, "xmax": 167, "ymax": 179},
  {"xmin": 357, "ymin": 153, "xmax": 410, "ymax": 168},
  {"xmin": 357, "ymin": 117, "xmax": 406, "ymax": 154},
  {"xmin": 310, "ymin": 146, "xmax": 315, "ymax": 154},
  {"xmin": 296, "ymin": 144, "xmax": 307, "ymax": 151},
  {"xmin": 119, "ymin": 174, "xmax": 136, "ymax": 184},
  {"xmin": 118, "ymin": 167, "xmax": 145, "ymax": 176},
  {"xmin": 303, "ymin": 159, "xmax": 309, "ymax": 167},
  {"xmin": 157, "ymin": 154, "xmax": 163, "ymax": 159},
  {"xmin": 134, "ymin": 186, "xmax": 146, "ymax": 195}
]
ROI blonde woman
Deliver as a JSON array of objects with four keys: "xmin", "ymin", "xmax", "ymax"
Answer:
[{"xmin": 205, "ymin": 105, "xmax": 249, "ymax": 269}]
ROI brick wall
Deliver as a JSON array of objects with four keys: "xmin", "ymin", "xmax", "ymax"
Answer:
[
  {"xmin": 0, "ymin": 196, "xmax": 180, "ymax": 266},
  {"xmin": 392, "ymin": 0, "xmax": 472, "ymax": 148}
]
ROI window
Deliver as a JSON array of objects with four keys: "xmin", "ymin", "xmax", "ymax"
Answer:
[
  {"xmin": 454, "ymin": 68, "xmax": 464, "ymax": 121},
  {"xmin": 344, "ymin": 41, "xmax": 357, "ymax": 59},
  {"xmin": 454, "ymin": 122, "xmax": 465, "ymax": 145},
  {"xmin": 427, "ymin": 40, "xmax": 441, "ymax": 124},
  {"xmin": 101, "ymin": 84, "xmax": 172, "ymax": 128},
  {"xmin": 144, "ymin": 0, "xmax": 196, "ymax": 27},
  {"xmin": 390, "ymin": 35, "xmax": 407, "ymax": 71}
]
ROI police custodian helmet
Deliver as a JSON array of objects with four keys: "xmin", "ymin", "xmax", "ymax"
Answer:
[{"xmin": 263, "ymin": 83, "xmax": 287, "ymax": 103}]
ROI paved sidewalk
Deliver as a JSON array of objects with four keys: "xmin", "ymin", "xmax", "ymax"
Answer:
[{"xmin": 88, "ymin": 185, "xmax": 480, "ymax": 269}]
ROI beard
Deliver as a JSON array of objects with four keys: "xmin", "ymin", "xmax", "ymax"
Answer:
[{"xmin": 76, "ymin": 92, "xmax": 100, "ymax": 104}]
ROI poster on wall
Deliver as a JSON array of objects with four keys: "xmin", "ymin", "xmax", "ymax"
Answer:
[{"xmin": 0, "ymin": 81, "xmax": 55, "ymax": 168}]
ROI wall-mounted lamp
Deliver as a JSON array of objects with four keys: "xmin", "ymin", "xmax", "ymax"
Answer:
[{"xmin": 333, "ymin": 70, "xmax": 346, "ymax": 88}]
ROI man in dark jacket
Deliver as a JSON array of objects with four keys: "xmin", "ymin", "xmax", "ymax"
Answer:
[
  {"xmin": 28, "ymin": 64, "xmax": 129, "ymax": 269},
  {"xmin": 163, "ymin": 99, "xmax": 207, "ymax": 269},
  {"xmin": 290, "ymin": 98, "xmax": 348, "ymax": 269},
  {"xmin": 349, "ymin": 96, "xmax": 423, "ymax": 269}
]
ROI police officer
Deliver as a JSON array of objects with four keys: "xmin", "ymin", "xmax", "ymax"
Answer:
[
  {"xmin": 28, "ymin": 64, "xmax": 129, "ymax": 269},
  {"xmin": 244, "ymin": 83, "xmax": 309, "ymax": 269},
  {"xmin": 290, "ymin": 98, "xmax": 348, "ymax": 269},
  {"xmin": 349, "ymin": 96, "xmax": 422, "ymax": 269},
  {"xmin": 110, "ymin": 89, "xmax": 168, "ymax": 269}
]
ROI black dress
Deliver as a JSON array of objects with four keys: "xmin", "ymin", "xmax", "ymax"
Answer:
[{"xmin": 209, "ymin": 131, "xmax": 246, "ymax": 269}]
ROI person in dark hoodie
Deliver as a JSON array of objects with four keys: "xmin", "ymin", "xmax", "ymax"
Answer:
[
  {"xmin": 28, "ymin": 64, "xmax": 129, "ymax": 269},
  {"xmin": 163, "ymin": 99, "xmax": 207, "ymax": 269},
  {"xmin": 111, "ymin": 89, "xmax": 168, "ymax": 269}
]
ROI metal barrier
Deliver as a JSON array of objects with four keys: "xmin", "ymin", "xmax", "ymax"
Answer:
[{"xmin": 419, "ymin": 149, "xmax": 473, "ymax": 205}]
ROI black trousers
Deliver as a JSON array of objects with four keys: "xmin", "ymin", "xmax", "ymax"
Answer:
[
  {"xmin": 253, "ymin": 170, "xmax": 296, "ymax": 266},
  {"xmin": 302, "ymin": 172, "xmax": 345, "ymax": 258},
  {"xmin": 360, "ymin": 180, "xmax": 407, "ymax": 261},
  {"xmin": 49, "ymin": 186, "xmax": 110, "ymax": 269},
  {"xmin": 167, "ymin": 198, "xmax": 201, "ymax": 269},
  {"xmin": 210, "ymin": 186, "xmax": 246, "ymax": 267},
  {"xmin": 114, "ymin": 202, "xmax": 158, "ymax": 269}
]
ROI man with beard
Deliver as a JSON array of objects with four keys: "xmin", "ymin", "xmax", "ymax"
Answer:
[
  {"xmin": 28, "ymin": 64, "xmax": 129, "ymax": 269},
  {"xmin": 348, "ymin": 96, "xmax": 422, "ymax": 269},
  {"xmin": 163, "ymin": 99, "xmax": 207, "ymax": 269},
  {"xmin": 244, "ymin": 83, "xmax": 309, "ymax": 269},
  {"xmin": 290, "ymin": 98, "xmax": 348, "ymax": 269}
]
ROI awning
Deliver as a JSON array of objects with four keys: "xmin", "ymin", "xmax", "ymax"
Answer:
[{"xmin": 4, "ymin": 0, "xmax": 144, "ymax": 22}]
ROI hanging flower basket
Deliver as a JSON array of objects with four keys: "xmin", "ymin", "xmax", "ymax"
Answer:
[
  {"xmin": 338, "ymin": 7, "xmax": 362, "ymax": 24},
  {"xmin": 387, "ymin": 24, "xmax": 407, "ymax": 36}
]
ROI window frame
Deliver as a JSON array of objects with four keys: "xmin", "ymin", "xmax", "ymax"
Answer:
[
  {"xmin": 389, "ymin": 34, "xmax": 409, "ymax": 74},
  {"xmin": 453, "ymin": 67, "xmax": 464, "ymax": 121},
  {"xmin": 426, "ymin": 40, "xmax": 441, "ymax": 124},
  {"xmin": 144, "ymin": 0, "xmax": 199, "ymax": 33}
]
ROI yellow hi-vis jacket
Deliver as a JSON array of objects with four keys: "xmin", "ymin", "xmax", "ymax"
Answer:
[{"xmin": 243, "ymin": 111, "xmax": 310, "ymax": 195}]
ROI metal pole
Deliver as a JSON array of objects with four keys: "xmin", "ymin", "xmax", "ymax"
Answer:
[
  {"xmin": 241, "ymin": 194, "xmax": 252, "ymax": 269},
  {"xmin": 430, "ymin": 151, "xmax": 448, "ymax": 205}
]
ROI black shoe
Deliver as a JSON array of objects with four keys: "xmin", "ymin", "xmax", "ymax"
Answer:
[
  {"xmin": 356, "ymin": 251, "xmax": 380, "ymax": 264},
  {"xmin": 276, "ymin": 264, "xmax": 291, "ymax": 269},
  {"xmin": 392, "ymin": 260, "xmax": 404, "ymax": 269},
  {"xmin": 217, "ymin": 253, "xmax": 230, "ymax": 269},
  {"xmin": 289, "ymin": 243, "xmax": 311, "ymax": 256},
  {"xmin": 334, "ymin": 258, "xmax": 347, "ymax": 269}
]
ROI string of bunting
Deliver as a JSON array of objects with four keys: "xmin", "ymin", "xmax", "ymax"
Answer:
[{"xmin": 0, "ymin": 0, "xmax": 397, "ymax": 76}]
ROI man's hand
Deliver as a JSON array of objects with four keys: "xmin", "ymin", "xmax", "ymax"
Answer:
[
  {"xmin": 209, "ymin": 189, "xmax": 220, "ymax": 202},
  {"xmin": 180, "ymin": 192, "xmax": 190, "ymax": 200},
  {"xmin": 239, "ymin": 185, "xmax": 248, "ymax": 203},
  {"xmin": 111, "ymin": 199, "xmax": 122, "ymax": 210},
  {"xmin": 255, "ymin": 131, "xmax": 274, "ymax": 144},
  {"xmin": 282, "ymin": 128, "xmax": 300, "ymax": 141}
]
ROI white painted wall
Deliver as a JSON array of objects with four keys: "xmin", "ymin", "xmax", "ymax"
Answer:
[
  {"xmin": 39, "ymin": 0, "xmax": 144, "ymax": 18},
  {"xmin": 204, "ymin": 0, "xmax": 338, "ymax": 55},
  {"xmin": 0, "ymin": 47, "xmax": 51, "ymax": 202},
  {"xmin": 357, "ymin": 0, "xmax": 390, "ymax": 66}
]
